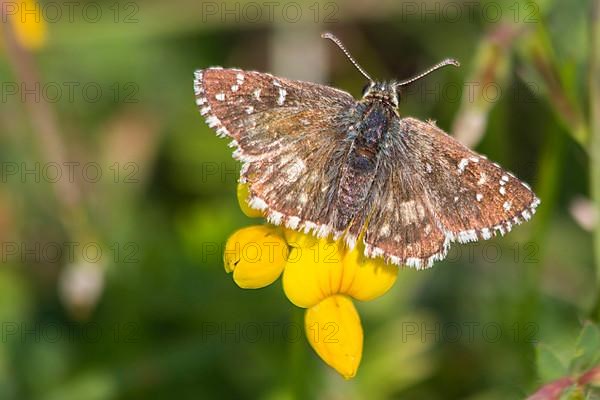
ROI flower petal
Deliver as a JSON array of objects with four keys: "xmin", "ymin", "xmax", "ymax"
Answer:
[
  {"xmin": 282, "ymin": 235, "xmax": 345, "ymax": 308},
  {"xmin": 223, "ymin": 225, "xmax": 288, "ymax": 289},
  {"xmin": 283, "ymin": 232, "xmax": 398, "ymax": 307},
  {"xmin": 305, "ymin": 295, "xmax": 363, "ymax": 379},
  {"xmin": 341, "ymin": 244, "xmax": 398, "ymax": 301},
  {"xmin": 283, "ymin": 228, "xmax": 319, "ymax": 248},
  {"xmin": 237, "ymin": 183, "xmax": 263, "ymax": 218}
]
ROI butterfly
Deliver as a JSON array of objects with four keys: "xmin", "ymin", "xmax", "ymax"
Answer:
[{"xmin": 193, "ymin": 32, "xmax": 540, "ymax": 269}]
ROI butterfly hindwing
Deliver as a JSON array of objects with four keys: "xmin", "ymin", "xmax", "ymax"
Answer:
[
  {"xmin": 400, "ymin": 118, "xmax": 539, "ymax": 240},
  {"xmin": 361, "ymin": 144, "xmax": 451, "ymax": 268},
  {"xmin": 361, "ymin": 117, "xmax": 539, "ymax": 268}
]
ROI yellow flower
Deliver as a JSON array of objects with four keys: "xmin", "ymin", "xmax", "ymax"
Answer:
[
  {"xmin": 222, "ymin": 183, "xmax": 399, "ymax": 378},
  {"xmin": 3, "ymin": 0, "xmax": 47, "ymax": 50},
  {"xmin": 282, "ymin": 233, "xmax": 398, "ymax": 308}
]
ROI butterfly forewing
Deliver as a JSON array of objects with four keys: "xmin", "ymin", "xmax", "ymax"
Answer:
[
  {"xmin": 195, "ymin": 68, "xmax": 356, "ymax": 232},
  {"xmin": 242, "ymin": 107, "xmax": 353, "ymax": 232}
]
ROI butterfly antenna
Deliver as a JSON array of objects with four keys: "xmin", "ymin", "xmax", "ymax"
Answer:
[
  {"xmin": 394, "ymin": 58, "xmax": 460, "ymax": 87},
  {"xmin": 321, "ymin": 32, "xmax": 373, "ymax": 82}
]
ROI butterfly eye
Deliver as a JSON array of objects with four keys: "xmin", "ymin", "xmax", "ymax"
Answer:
[
  {"xmin": 395, "ymin": 89, "xmax": 402, "ymax": 103},
  {"xmin": 361, "ymin": 82, "xmax": 372, "ymax": 96}
]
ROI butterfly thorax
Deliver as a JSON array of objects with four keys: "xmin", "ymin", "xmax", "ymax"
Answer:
[{"xmin": 334, "ymin": 100, "xmax": 395, "ymax": 231}]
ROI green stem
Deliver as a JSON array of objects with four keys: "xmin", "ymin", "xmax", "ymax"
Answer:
[{"xmin": 590, "ymin": 0, "xmax": 600, "ymax": 321}]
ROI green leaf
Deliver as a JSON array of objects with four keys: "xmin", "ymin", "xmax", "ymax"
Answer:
[
  {"xmin": 569, "ymin": 322, "xmax": 600, "ymax": 375},
  {"xmin": 536, "ymin": 343, "xmax": 568, "ymax": 383}
]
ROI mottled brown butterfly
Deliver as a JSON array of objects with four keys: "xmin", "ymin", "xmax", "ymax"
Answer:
[{"xmin": 193, "ymin": 32, "xmax": 540, "ymax": 269}]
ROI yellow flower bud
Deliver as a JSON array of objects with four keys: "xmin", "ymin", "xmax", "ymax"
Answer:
[
  {"xmin": 237, "ymin": 183, "xmax": 263, "ymax": 218},
  {"xmin": 305, "ymin": 295, "xmax": 363, "ymax": 379},
  {"xmin": 223, "ymin": 225, "xmax": 288, "ymax": 289}
]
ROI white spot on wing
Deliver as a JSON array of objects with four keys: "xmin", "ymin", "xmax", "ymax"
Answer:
[
  {"xmin": 398, "ymin": 200, "xmax": 424, "ymax": 223},
  {"xmin": 481, "ymin": 228, "xmax": 492, "ymax": 240},
  {"xmin": 370, "ymin": 247, "xmax": 384, "ymax": 257},
  {"xmin": 249, "ymin": 197, "xmax": 268, "ymax": 211},
  {"xmin": 457, "ymin": 158, "xmax": 469, "ymax": 174},
  {"xmin": 344, "ymin": 235, "xmax": 357, "ymax": 249},
  {"xmin": 415, "ymin": 203, "xmax": 426, "ymax": 219},
  {"xmin": 386, "ymin": 199, "xmax": 395, "ymax": 210},
  {"xmin": 494, "ymin": 225, "xmax": 506, "ymax": 235},
  {"xmin": 268, "ymin": 211, "xmax": 283, "ymax": 225},
  {"xmin": 253, "ymin": 89, "xmax": 261, "ymax": 100},
  {"xmin": 236, "ymin": 72, "xmax": 244, "ymax": 85},
  {"xmin": 315, "ymin": 224, "xmax": 331, "ymax": 238},
  {"xmin": 477, "ymin": 173, "xmax": 487, "ymax": 185},
  {"xmin": 216, "ymin": 127, "xmax": 229, "ymax": 137},
  {"xmin": 405, "ymin": 257, "xmax": 422, "ymax": 269},
  {"xmin": 303, "ymin": 221, "xmax": 317, "ymax": 234},
  {"xmin": 215, "ymin": 93, "xmax": 225, "ymax": 101},
  {"xmin": 285, "ymin": 159, "xmax": 306, "ymax": 182},
  {"xmin": 277, "ymin": 88, "xmax": 287, "ymax": 105},
  {"xmin": 458, "ymin": 229, "xmax": 477, "ymax": 243},
  {"xmin": 299, "ymin": 193, "xmax": 308, "ymax": 204},
  {"xmin": 287, "ymin": 216, "xmax": 300, "ymax": 230},
  {"xmin": 206, "ymin": 115, "xmax": 219, "ymax": 128},
  {"xmin": 380, "ymin": 224, "xmax": 390, "ymax": 236}
]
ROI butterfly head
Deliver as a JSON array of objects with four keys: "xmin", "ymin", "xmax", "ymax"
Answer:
[
  {"xmin": 362, "ymin": 81, "xmax": 400, "ymax": 107},
  {"xmin": 321, "ymin": 32, "xmax": 460, "ymax": 109}
]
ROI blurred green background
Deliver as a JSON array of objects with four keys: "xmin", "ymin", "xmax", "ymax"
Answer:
[{"xmin": 1, "ymin": 0, "xmax": 599, "ymax": 398}]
